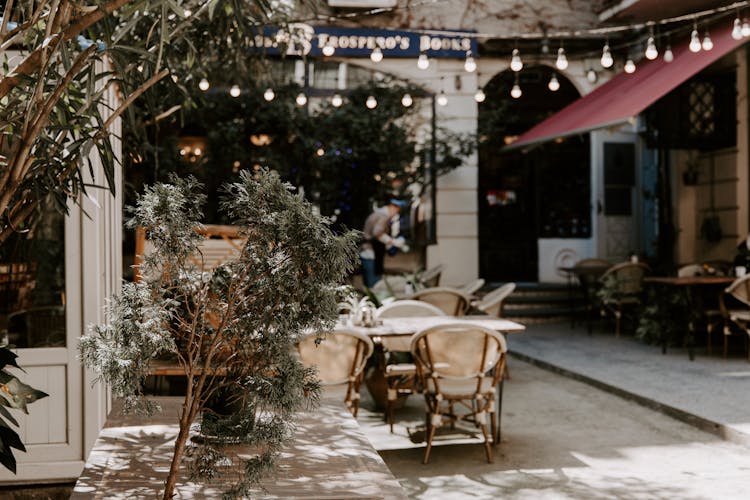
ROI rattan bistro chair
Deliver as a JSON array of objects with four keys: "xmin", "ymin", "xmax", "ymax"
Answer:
[
  {"xmin": 713, "ymin": 274, "xmax": 750, "ymax": 360},
  {"xmin": 418, "ymin": 264, "xmax": 444, "ymax": 288},
  {"xmin": 411, "ymin": 287, "xmax": 471, "ymax": 316},
  {"xmin": 599, "ymin": 262, "xmax": 650, "ymax": 337},
  {"xmin": 411, "ymin": 324, "xmax": 508, "ymax": 464},
  {"xmin": 456, "ymin": 278, "xmax": 486, "ymax": 298},
  {"xmin": 475, "ymin": 283, "xmax": 516, "ymax": 318},
  {"xmin": 297, "ymin": 328, "xmax": 374, "ymax": 416},
  {"xmin": 375, "ymin": 300, "xmax": 446, "ymax": 432}
]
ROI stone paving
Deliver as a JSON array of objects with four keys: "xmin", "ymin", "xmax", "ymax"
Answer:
[{"xmin": 355, "ymin": 321, "xmax": 750, "ymax": 499}]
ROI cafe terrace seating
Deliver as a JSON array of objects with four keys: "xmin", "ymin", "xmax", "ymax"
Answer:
[
  {"xmin": 715, "ymin": 274, "xmax": 750, "ymax": 360},
  {"xmin": 411, "ymin": 287, "xmax": 471, "ymax": 316},
  {"xmin": 410, "ymin": 323, "xmax": 507, "ymax": 464},
  {"xmin": 475, "ymin": 283, "xmax": 516, "ymax": 318},
  {"xmin": 375, "ymin": 300, "xmax": 446, "ymax": 432},
  {"xmin": 599, "ymin": 261, "xmax": 651, "ymax": 337},
  {"xmin": 297, "ymin": 328, "xmax": 374, "ymax": 417}
]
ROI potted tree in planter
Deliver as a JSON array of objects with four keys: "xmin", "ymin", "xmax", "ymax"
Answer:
[{"xmin": 79, "ymin": 171, "xmax": 358, "ymax": 499}]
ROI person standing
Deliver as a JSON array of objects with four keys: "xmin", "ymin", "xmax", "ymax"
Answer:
[{"xmin": 360, "ymin": 199, "xmax": 408, "ymax": 288}]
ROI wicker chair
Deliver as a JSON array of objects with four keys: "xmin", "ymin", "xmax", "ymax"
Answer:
[
  {"xmin": 599, "ymin": 262, "xmax": 651, "ymax": 337},
  {"xmin": 418, "ymin": 264, "xmax": 444, "ymax": 288},
  {"xmin": 297, "ymin": 328, "xmax": 374, "ymax": 416},
  {"xmin": 375, "ymin": 300, "xmax": 446, "ymax": 432},
  {"xmin": 475, "ymin": 283, "xmax": 516, "ymax": 318},
  {"xmin": 571, "ymin": 258, "xmax": 611, "ymax": 332},
  {"xmin": 410, "ymin": 323, "xmax": 507, "ymax": 464},
  {"xmin": 410, "ymin": 287, "xmax": 471, "ymax": 316},
  {"xmin": 455, "ymin": 278, "xmax": 485, "ymax": 298},
  {"xmin": 713, "ymin": 275, "xmax": 750, "ymax": 360}
]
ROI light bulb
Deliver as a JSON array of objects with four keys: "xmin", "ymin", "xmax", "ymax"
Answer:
[
  {"xmin": 198, "ymin": 78, "xmax": 210, "ymax": 91},
  {"xmin": 366, "ymin": 95, "xmax": 377, "ymax": 109},
  {"xmin": 624, "ymin": 59, "xmax": 636, "ymax": 73},
  {"xmin": 645, "ymin": 37, "xmax": 658, "ymax": 60},
  {"xmin": 733, "ymin": 18, "xmax": 743, "ymax": 40},
  {"xmin": 510, "ymin": 83, "xmax": 522, "ymax": 99},
  {"xmin": 702, "ymin": 32, "xmax": 713, "ymax": 51},
  {"xmin": 600, "ymin": 44, "xmax": 614, "ymax": 68},
  {"xmin": 322, "ymin": 44, "xmax": 335, "ymax": 56},
  {"xmin": 370, "ymin": 47, "xmax": 383, "ymax": 63},
  {"xmin": 230, "ymin": 84, "xmax": 241, "ymax": 97},
  {"xmin": 663, "ymin": 45, "xmax": 674, "ymax": 63},
  {"xmin": 296, "ymin": 92, "xmax": 307, "ymax": 106},
  {"xmin": 437, "ymin": 92, "xmax": 448, "ymax": 106},
  {"xmin": 548, "ymin": 74, "xmax": 560, "ymax": 91},
  {"xmin": 263, "ymin": 88, "xmax": 275, "ymax": 101},
  {"xmin": 401, "ymin": 93, "xmax": 413, "ymax": 107},
  {"xmin": 689, "ymin": 29, "xmax": 702, "ymax": 52},
  {"xmin": 417, "ymin": 53, "xmax": 430, "ymax": 70},
  {"xmin": 555, "ymin": 47, "xmax": 568, "ymax": 70},
  {"xmin": 474, "ymin": 88, "xmax": 486, "ymax": 103},
  {"xmin": 743, "ymin": 19, "xmax": 750, "ymax": 37},
  {"xmin": 587, "ymin": 69, "xmax": 597, "ymax": 83},
  {"xmin": 510, "ymin": 48, "xmax": 523, "ymax": 72},
  {"xmin": 331, "ymin": 94, "xmax": 343, "ymax": 107},
  {"xmin": 464, "ymin": 51, "xmax": 477, "ymax": 72}
]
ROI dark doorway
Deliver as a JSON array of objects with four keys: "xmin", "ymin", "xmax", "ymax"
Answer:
[{"xmin": 478, "ymin": 66, "xmax": 588, "ymax": 282}]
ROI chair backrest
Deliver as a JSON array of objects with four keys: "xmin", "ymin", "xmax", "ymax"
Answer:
[
  {"xmin": 600, "ymin": 262, "xmax": 651, "ymax": 295},
  {"xmin": 376, "ymin": 299, "xmax": 446, "ymax": 318},
  {"xmin": 297, "ymin": 329, "xmax": 374, "ymax": 386},
  {"xmin": 725, "ymin": 274, "xmax": 750, "ymax": 307},
  {"xmin": 419, "ymin": 264, "xmax": 444, "ymax": 288},
  {"xmin": 574, "ymin": 258, "xmax": 611, "ymax": 269},
  {"xmin": 410, "ymin": 324, "xmax": 507, "ymax": 379},
  {"xmin": 677, "ymin": 263, "xmax": 705, "ymax": 277},
  {"xmin": 410, "ymin": 287, "xmax": 471, "ymax": 316},
  {"xmin": 456, "ymin": 278, "xmax": 485, "ymax": 297},
  {"xmin": 476, "ymin": 283, "xmax": 516, "ymax": 317}
]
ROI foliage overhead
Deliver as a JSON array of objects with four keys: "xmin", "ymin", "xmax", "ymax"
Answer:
[{"xmin": 79, "ymin": 171, "xmax": 359, "ymax": 499}]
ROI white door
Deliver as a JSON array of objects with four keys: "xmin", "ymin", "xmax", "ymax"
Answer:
[{"xmin": 594, "ymin": 133, "xmax": 640, "ymax": 261}]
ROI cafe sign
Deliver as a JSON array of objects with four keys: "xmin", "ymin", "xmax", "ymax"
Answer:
[{"xmin": 255, "ymin": 25, "xmax": 477, "ymax": 58}]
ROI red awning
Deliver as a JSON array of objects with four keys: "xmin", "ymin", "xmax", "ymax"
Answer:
[{"xmin": 506, "ymin": 21, "xmax": 747, "ymax": 151}]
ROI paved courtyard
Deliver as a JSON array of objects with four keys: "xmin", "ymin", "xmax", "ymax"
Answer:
[{"xmin": 356, "ymin": 321, "xmax": 750, "ymax": 499}]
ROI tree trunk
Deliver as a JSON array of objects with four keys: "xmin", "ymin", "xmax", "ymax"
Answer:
[{"xmin": 162, "ymin": 398, "xmax": 194, "ymax": 500}]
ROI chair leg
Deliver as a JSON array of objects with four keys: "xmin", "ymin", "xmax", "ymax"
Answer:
[
  {"xmin": 424, "ymin": 422, "xmax": 437, "ymax": 464},
  {"xmin": 386, "ymin": 387, "xmax": 396, "ymax": 433},
  {"xmin": 479, "ymin": 422, "xmax": 493, "ymax": 463},
  {"xmin": 615, "ymin": 310, "xmax": 622, "ymax": 337}
]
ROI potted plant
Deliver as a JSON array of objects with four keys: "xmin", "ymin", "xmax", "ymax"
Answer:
[{"xmin": 79, "ymin": 171, "xmax": 358, "ymax": 499}]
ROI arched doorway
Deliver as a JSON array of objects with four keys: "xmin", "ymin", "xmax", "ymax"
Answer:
[{"xmin": 478, "ymin": 66, "xmax": 589, "ymax": 282}]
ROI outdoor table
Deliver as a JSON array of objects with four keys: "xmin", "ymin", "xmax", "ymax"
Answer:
[
  {"xmin": 71, "ymin": 396, "xmax": 408, "ymax": 499},
  {"xmin": 642, "ymin": 276, "xmax": 734, "ymax": 360}
]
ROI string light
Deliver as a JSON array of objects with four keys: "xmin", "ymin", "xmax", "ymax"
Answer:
[
  {"xmin": 548, "ymin": 73, "xmax": 560, "ymax": 91},
  {"xmin": 370, "ymin": 47, "xmax": 383, "ymax": 63},
  {"xmin": 645, "ymin": 36, "xmax": 658, "ymax": 60},
  {"xmin": 331, "ymin": 94, "xmax": 343, "ymax": 107},
  {"xmin": 624, "ymin": 58, "xmax": 636, "ymax": 73},
  {"xmin": 230, "ymin": 84, "xmax": 241, "ymax": 97},
  {"xmin": 743, "ymin": 18, "xmax": 750, "ymax": 37},
  {"xmin": 510, "ymin": 74, "xmax": 522, "ymax": 98},
  {"xmin": 689, "ymin": 24, "xmax": 702, "ymax": 52},
  {"xmin": 296, "ymin": 92, "xmax": 307, "ymax": 106},
  {"xmin": 322, "ymin": 44, "xmax": 335, "ymax": 56},
  {"xmin": 555, "ymin": 46, "xmax": 568, "ymax": 71},
  {"xmin": 198, "ymin": 78, "xmax": 210, "ymax": 91},
  {"xmin": 263, "ymin": 88, "xmax": 275, "ymax": 101},
  {"xmin": 600, "ymin": 43, "xmax": 614, "ymax": 68},
  {"xmin": 417, "ymin": 53, "xmax": 430, "ymax": 70},
  {"xmin": 510, "ymin": 48, "xmax": 523, "ymax": 72},
  {"xmin": 664, "ymin": 44, "xmax": 674, "ymax": 62},
  {"xmin": 464, "ymin": 51, "xmax": 477, "ymax": 72},
  {"xmin": 437, "ymin": 90, "xmax": 448, "ymax": 106},
  {"xmin": 474, "ymin": 87, "xmax": 486, "ymax": 103},
  {"xmin": 401, "ymin": 93, "xmax": 413, "ymax": 107},
  {"xmin": 702, "ymin": 30, "xmax": 713, "ymax": 50},
  {"xmin": 586, "ymin": 68, "xmax": 598, "ymax": 83},
  {"xmin": 366, "ymin": 95, "xmax": 377, "ymax": 108},
  {"xmin": 732, "ymin": 17, "xmax": 743, "ymax": 40}
]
